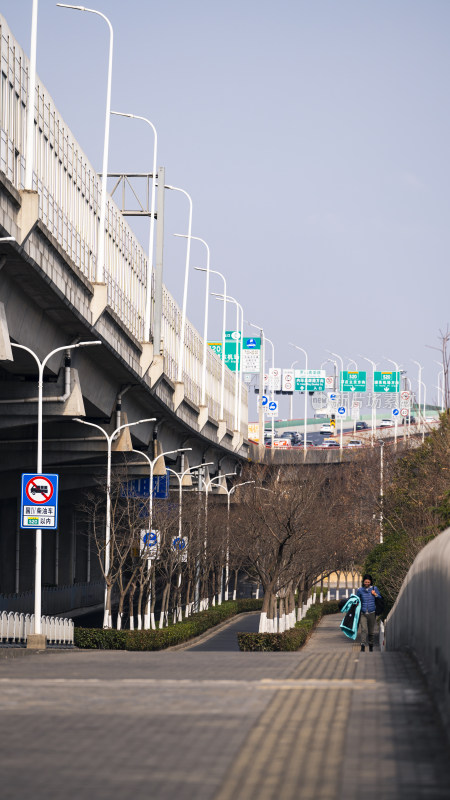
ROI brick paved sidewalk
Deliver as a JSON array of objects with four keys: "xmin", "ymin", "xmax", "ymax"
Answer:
[{"xmin": 0, "ymin": 613, "xmax": 448, "ymax": 800}]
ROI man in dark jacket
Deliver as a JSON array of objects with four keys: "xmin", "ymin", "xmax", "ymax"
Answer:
[{"xmin": 356, "ymin": 574, "xmax": 382, "ymax": 652}]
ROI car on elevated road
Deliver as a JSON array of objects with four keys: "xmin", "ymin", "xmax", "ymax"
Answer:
[
  {"xmin": 379, "ymin": 419, "xmax": 395, "ymax": 428},
  {"xmin": 355, "ymin": 421, "xmax": 369, "ymax": 431},
  {"xmin": 319, "ymin": 423, "xmax": 334, "ymax": 435},
  {"xmin": 320, "ymin": 439, "xmax": 340, "ymax": 448},
  {"xmin": 347, "ymin": 439, "xmax": 363, "ymax": 447}
]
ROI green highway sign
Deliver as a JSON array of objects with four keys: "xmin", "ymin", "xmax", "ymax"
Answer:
[
  {"xmin": 374, "ymin": 371, "xmax": 400, "ymax": 393},
  {"xmin": 294, "ymin": 369, "xmax": 325, "ymax": 392},
  {"xmin": 340, "ymin": 371, "xmax": 367, "ymax": 392},
  {"xmin": 208, "ymin": 333, "xmax": 261, "ymax": 373}
]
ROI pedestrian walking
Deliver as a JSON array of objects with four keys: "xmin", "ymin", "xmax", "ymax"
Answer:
[{"xmin": 356, "ymin": 574, "xmax": 382, "ymax": 652}]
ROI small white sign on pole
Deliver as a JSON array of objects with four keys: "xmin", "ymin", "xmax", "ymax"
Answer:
[
  {"xmin": 282, "ymin": 369, "xmax": 295, "ymax": 392},
  {"xmin": 268, "ymin": 368, "xmax": 281, "ymax": 391}
]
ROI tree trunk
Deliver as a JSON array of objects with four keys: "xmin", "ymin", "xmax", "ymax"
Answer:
[
  {"xmin": 128, "ymin": 583, "xmax": 136, "ymax": 630},
  {"xmin": 233, "ymin": 569, "xmax": 238, "ymax": 601}
]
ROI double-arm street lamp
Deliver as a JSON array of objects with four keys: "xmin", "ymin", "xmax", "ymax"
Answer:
[
  {"xmin": 290, "ymin": 343, "xmax": 308, "ymax": 458},
  {"xmin": 10, "ymin": 340, "xmax": 102, "ymax": 634},
  {"xmin": 195, "ymin": 267, "xmax": 226, "ymax": 420},
  {"xmin": 73, "ymin": 415, "xmax": 156, "ymax": 627},
  {"xmin": 130, "ymin": 446, "xmax": 192, "ymax": 628},
  {"xmin": 328, "ymin": 350, "xmax": 344, "ymax": 452}
]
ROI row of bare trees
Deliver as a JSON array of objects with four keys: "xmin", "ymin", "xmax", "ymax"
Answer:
[{"xmin": 79, "ymin": 443, "xmax": 391, "ymax": 630}]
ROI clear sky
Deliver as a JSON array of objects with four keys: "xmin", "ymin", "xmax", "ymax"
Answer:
[{"xmin": 2, "ymin": 0, "xmax": 449, "ymax": 417}]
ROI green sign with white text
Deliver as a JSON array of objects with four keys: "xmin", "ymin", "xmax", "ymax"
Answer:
[
  {"xmin": 294, "ymin": 369, "xmax": 326, "ymax": 391},
  {"xmin": 340, "ymin": 371, "xmax": 367, "ymax": 392},
  {"xmin": 374, "ymin": 371, "xmax": 400, "ymax": 393}
]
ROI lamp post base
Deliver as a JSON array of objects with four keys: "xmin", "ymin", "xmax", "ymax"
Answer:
[{"xmin": 27, "ymin": 634, "xmax": 47, "ymax": 650}]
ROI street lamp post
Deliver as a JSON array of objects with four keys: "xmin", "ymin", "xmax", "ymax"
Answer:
[
  {"xmin": 164, "ymin": 185, "xmax": 193, "ymax": 384},
  {"xmin": 176, "ymin": 235, "xmax": 210, "ymax": 407},
  {"xmin": 221, "ymin": 481, "xmax": 254, "ymax": 601},
  {"xmin": 166, "ymin": 460, "xmax": 213, "ymax": 618},
  {"xmin": 379, "ymin": 441, "xmax": 384, "ymax": 544},
  {"xmin": 290, "ymin": 343, "xmax": 308, "ymax": 459},
  {"xmin": 384, "ymin": 357, "xmax": 400, "ymax": 447},
  {"xmin": 73, "ymin": 415, "xmax": 156, "ymax": 628},
  {"xmin": 289, "ymin": 360, "xmax": 298, "ymax": 421},
  {"xmin": 265, "ymin": 336, "xmax": 276, "ymax": 447},
  {"xmin": 25, "ymin": 0, "xmax": 38, "ymax": 190},
  {"xmin": 412, "ymin": 361, "xmax": 423, "ymax": 435},
  {"xmin": 195, "ymin": 267, "xmax": 227, "ymax": 420},
  {"xmin": 360, "ymin": 356, "xmax": 378, "ymax": 446},
  {"xmin": 329, "ymin": 351, "xmax": 344, "ymax": 452},
  {"xmin": 212, "ymin": 293, "xmax": 244, "ymax": 433},
  {"xmin": 10, "ymin": 340, "xmax": 102, "ymax": 635},
  {"xmin": 202, "ymin": 472, "xmax": 236, "ymax": 608},
  {"xmin": 111, "ymin": 112, "xmax": 157, "ymax": 342},
  {"xmin": 57, "ymin": 4, "xmax": 113, "ymax": 285},
  {"xmin": 248, "ymin": 321, "xmax": 265, "ymax": 457},
  {"xmin": 130, "ymin": 446, "xmax": 192, "ymax": 629}
]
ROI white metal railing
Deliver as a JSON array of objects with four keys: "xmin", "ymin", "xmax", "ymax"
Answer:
[
  {"xmin": 0, "ymin": 610, "xmax": 74, "ymax": 644},
  {"xmin": 0, "ymin": 15, "xmax": 247, "ymax": 435}
]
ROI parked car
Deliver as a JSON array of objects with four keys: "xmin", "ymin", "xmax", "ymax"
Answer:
[
  {"xmin": 347, "ymin": 439, "xmax": 363, "ymax": 448},
  {"xmin": 298, "ymin": 439, "xmax": 315, "ymax": 447},
  {"xmin": 379, "ymin": 419, "xmax": 394, "ymax": 428},
  {"xmin": 321, "ymin": 439, "xmax": 340, "ymax": 448},
  {"xmin": 355, "ymin": 421, "xmax": 369, "ymax": 431},
  {"xmin": 319, "ymin": 423, "xmax": 334, "ymax": 435},
  {"xmin": 401, "ymin": 415, "xmax": 416, "ymax": 425}
]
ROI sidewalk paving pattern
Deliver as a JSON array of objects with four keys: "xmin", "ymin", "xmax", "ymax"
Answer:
[{"xmin": 0, "ymin": 614, "xmax": 449, "ymax": 799}]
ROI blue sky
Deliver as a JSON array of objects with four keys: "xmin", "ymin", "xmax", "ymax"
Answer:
[{"xmin": 2, "ymin": 0, "xmax": 449, "ymax": 416}]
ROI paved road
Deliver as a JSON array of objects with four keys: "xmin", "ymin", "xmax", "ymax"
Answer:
[{"xmin": 1, "ymin": 615, "xmax": 449, "ymax": 799}]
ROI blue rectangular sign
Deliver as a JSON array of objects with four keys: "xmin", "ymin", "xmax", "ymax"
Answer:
[
  {"xmin": 122, "ymin": 470, "xmax": 170, "ymax": 500},
  {"xmin": 21, "ymin": 473, "xmax": 59, "ymax": 530}
]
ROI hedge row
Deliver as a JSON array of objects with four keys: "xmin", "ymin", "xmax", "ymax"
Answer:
[
  {"xmin": 74, "ymin": 598, "xmax": 263, "ymax": 651},
  {"xmin": 237, "ymin": 600, "xmax": 340, "ymax": 652}
]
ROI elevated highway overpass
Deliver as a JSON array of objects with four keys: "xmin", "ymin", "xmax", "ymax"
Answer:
[{"xmin": 0, "ymin": 15, "xmax": 248, "ymax": 604}]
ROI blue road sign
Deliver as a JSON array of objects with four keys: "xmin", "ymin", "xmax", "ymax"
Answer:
[
  {"xmin": 337, "ymin": 407, "xmax": 346, "ymax": 415},
  {"xmin": 392, "ymin": 408, "xmax": 400, "ymax": 417},
  {"xmin": 122, "ymin": 470, "xmax": 170, "ymax": 499},
  {"xmin": 21, "ymin": 473, "xmax": 59, "ymax": 530},
  {"xmin": 172, "ymin": 537, "xmax": 187, "ymax": 551},
  {"xmin": 261, "ymin": 394, "xmax": 268, "ymax": 407},
  {"xmin": 330, "ymin": 393, "xmax": 337, "ymax": 401},
  {"xmin": 245, "ymin": 338, "xmax": 257, "ymax": 348},
  {"xmin": 268, "ymin": 401, "xmax": 277, "ymax": 412}
]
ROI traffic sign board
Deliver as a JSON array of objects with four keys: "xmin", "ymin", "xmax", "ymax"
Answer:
[
  {"xmin": 295, "ymin": 369, "xmax": 326, "ymax": 391},
  {"xmin": 400, "ymin": 408, "xmax": 409, "ymax": 417},
  {"xmin": 392, "ymin": 408, "xmax": 400, "ymax": 417},
  {"xmin": 340, "ymin": 371, "xmax": 367, "ymax": 392},
  {"xmin": 172, "ymin": 536, "xmax": 188, "ymax": 562},
  {"xmin": 268, "ymin": 400, "xmax": 278, "ymax": 414},
  {"xmin": 374, "ymin": 371, "xmax": 400, "ymax": 393},
  {"xmin": 325, "ymin": 376, "xmax": 334, "ymax": 389},
  {"xmin": 141, "ymin": 530, "xmax": 160, "ymax": 558},
  {"xmin": 21, "ymin": 473, "xmax": 59, "ymax": 530},
  {"xmin": 261, "ymin": 394, "xmax": 269, "ymax": 407},
  {"xmin": 337, "ymin": 407, "xmax": 346, "ymax": 416}
]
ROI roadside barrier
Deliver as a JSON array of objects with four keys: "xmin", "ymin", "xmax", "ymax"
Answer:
[{"xmin": 0, "ymin": 611, "xmax": 74, "ymax": 645}]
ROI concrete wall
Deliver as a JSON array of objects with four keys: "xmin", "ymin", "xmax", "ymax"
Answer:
[{"xmin": 385, "ymin": 526, "xmax": 450, "ymax": 732}]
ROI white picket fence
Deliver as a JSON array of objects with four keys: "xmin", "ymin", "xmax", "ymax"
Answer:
[{"xmin": 0, "ymin": 611, "xmax": 74, "ymax": 645}]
